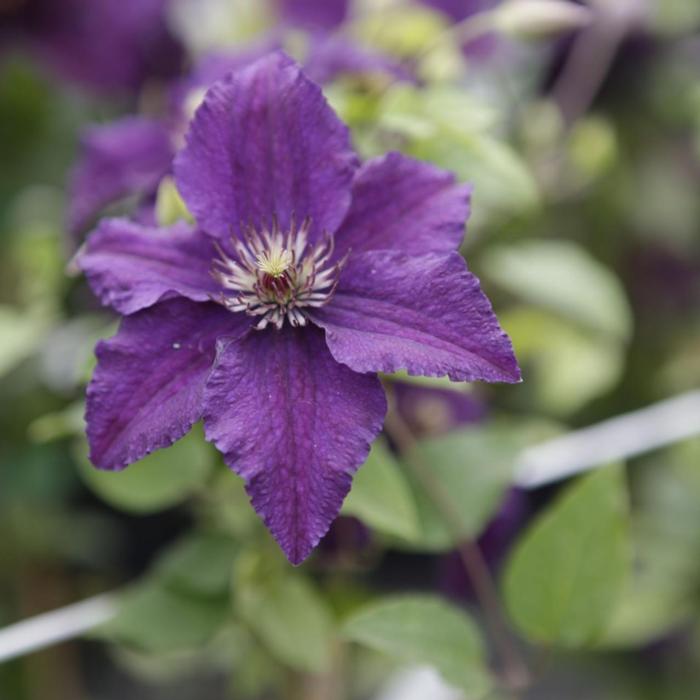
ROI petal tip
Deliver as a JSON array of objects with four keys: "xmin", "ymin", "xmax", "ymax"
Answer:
[{"xmin": 175, "ymin": 47, "xmax": 356, "ymax": 243}]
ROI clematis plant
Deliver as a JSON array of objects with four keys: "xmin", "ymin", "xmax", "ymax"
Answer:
[
  {"xmin": 77, "ymin": 51, "xmax": 519, "ymax": 564},
  {"xmin": 67, "ymin": 40, "xmax": 278, "ymax": 237},
  {"xmin": 67, "ymin": 38, "xmax": 409, "ymax": 238},
  {"xmin": 1, "ymin": 0, "xmax": 182, "ymax": 95}
]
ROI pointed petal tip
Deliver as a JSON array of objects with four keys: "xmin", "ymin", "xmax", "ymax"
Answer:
[
  {"xmin": 277, "ymin": 518, "xmax": 334, "ymax": 566},
  {"xmin": 203, "ymin": 326, "xmax": 386, "ymax": 566},
  {"xmin": 175, "ymin": 47, "xmax": 357, "ymax": 245},
  {"xmin": 334, "ymin": 153, "xmax": 471, "ymax": 257},
  {"xmin": 86, "ymin": 444, "xmax": 140, "ymax": 472},
  {"xmin": 84, "ymin": 299, "xmax": 239, "ymax": 472},
  {"xmin": 493, "ymin": 338, "xmax": 522, "ymax": 385},
  {"xmin": 485, "ymin": 343, "xmax": 522, "ymax": 384},
  {"xmin": 286, "ymin": 547, "xmax": 314, "ymax": 567},
  {"xmin": 280, "ymin": 530, "xmax": 318, "ymax": 567},
  {"xmin": 238, "ymin": 456, "xmax": 356, "ymax": 567},
  {"xmin": 313, "ymin": 251, "xmax": 522, "ymax": 386},
  {"xmin": 510, "ymin": 364, "xmax": 524, "ymax": 384}
]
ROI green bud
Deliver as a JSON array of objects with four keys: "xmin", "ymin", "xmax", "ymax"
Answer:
[
  {"xmin": 155, "ymin": 176, "xmax": 194, "ymax": 226},
  {"xmin": 569, "ymin": 115, "xmax": 618, "ymax": 179}
]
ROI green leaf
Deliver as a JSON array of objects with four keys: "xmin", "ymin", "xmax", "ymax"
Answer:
[
  {"xmin": 352, "ymin": 6, "xmax": 450, "ymax": 57},
  {"xmin": 94, "ymin": 531, "xmax": 235, "ymax": 655},
  {"xmin": 446, "ymin": 134, "xmax": 540, "ymax": 219},
  {"xmin": 377, "ymin": 85, "xmax": 539, "ymax": 222},
  {"xmin": 379, "ymin": 85, "xmax": 497, "ymax": 141},
  {"xmin": 75, "ymin": 426, "xmax": 213, "ymax": 514},
  {"xmin": 0, "ymin": 305, "xmax": 50, "ymax": 377},
  {"xmin": 29, "ymin": 401, "xmax": 85, "ymax": 443},
  {"xmin": 154, "ymin": 532, "xmax": 238, "ymax": 598},
  {"xmin": 343, "ymin": 439, "xmax": 419, "ymax": 539},
  {"xmin": 602, "ymin": 579, "xmax": 691, "ymax": 649},
  {"xmin": 481, "ymin": 240, "xmax": 632, "ymax": 341},
  {"xmin": 342, "ymin": 595, "xmax": 491, "ymax": 695},
  {"xmin": 398, "ymin": 425, "xmax": 522, "ymax": 551},
  {"xmin": 503, "ymin": 466, "xmax": 629, "ymax": 647},
  {"xmin": 499, "ymin": 307, "xmax": 625, "ymax": 415},
  {"xmin": 155, "ymin": 176, "xmax": 194, "ymax": 226},
  {"xmin": 238, "ymin": 575, "xmax": 334, "ymax": 673},
  {"xmin": 604, "ymin": 443, "xmax": 700, "ymax": 647},
  {"xmin": 98, "ymin": 581, "xmax": 226, "ymax": 654},
  {"xmin": 650, "ymin": 0, "xmax": 700, "ymax": 34}
]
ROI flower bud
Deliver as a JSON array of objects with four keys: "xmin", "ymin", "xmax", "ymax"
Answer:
[{"xmin": 155, "ymin": 177, "xmax": 194, "ymax": 227}]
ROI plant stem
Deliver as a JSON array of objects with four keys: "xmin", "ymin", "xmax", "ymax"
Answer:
[
  {"xmin": 383, "ymin": 388, "xmax": 530, "ymax": 692},
  {"xmin": 550, "ymin": 0, "xmax": 641, "ymax": 127}
]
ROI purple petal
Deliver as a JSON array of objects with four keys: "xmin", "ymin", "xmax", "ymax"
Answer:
[
  {"xmin": 334, "ymin": 152, "xmax": 471, "ymax": 258},
  {"xmin": 68, "ymin": 117, "xmax": 173, "ymax": 235},
  {"xmin": 86, "ymin": 298, "xmax": 247, "ymax": 470},
  {"xmin": 175, "ymin": 51, "xmax": 358, "ymax": 246},
  {"xmin": 77, "ymin": 218, "xmax": 219, "ymax": 315},
  {"xmin": 169, "ymin": 40, "xmax": 281, "ymax": 120},
  {"xmin": 202, "ymin": 325, "xmax": 386, "ymax": 564},
  {"xmin": 277, "ymin": 0, "xmax": 349, "ymax": 32},
  {"xmin": 312, "ymin": 251, "xmax": 520, "ymax": 383}
]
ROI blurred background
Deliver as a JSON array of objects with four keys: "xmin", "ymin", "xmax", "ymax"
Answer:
[{"xmin": 0, "ymin": 0, "xmax": 699, "ymax": 698}]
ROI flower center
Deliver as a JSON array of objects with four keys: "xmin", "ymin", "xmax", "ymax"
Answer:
[
  {"xmin": 256, "ymin": 247, "xmax": 293, "ymax": 278},
  {"xmin": 212, "ymin": 217, "xmax": 346, "ymax": 330}
]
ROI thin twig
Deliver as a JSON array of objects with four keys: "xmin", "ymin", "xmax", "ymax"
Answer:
[
  {"xmin": 550, "ymin": 0, "xmax": 642, "ymax": 127},
  {"xmin": 383, "ymin": 388, "xmax": 530, "ymax": 691}
]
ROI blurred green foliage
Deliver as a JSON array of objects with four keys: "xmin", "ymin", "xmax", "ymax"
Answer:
[
  {"xmin": 1, "ymin": 1, "xmax": 700, "ymax": 699},
  {"xmin": 342, "ymin": 595, "xmax": 490, "ymax": 695},
  {"xmin": 504, "ymin": 466, "xmax": 629, "ymax": 647}
]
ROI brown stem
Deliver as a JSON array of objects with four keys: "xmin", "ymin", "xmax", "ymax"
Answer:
[
  {"xmin": 17, "ymin": 567, "xmax": 87, "ymax": 700},
  {"xmin": 383, "ymin": 388, "xmax": 530, "ymax": 692},
  {"xmin": 550, "ymin": 1, "xmax": 641, "ymax": 128},
  {"xmin": 284, "ymin": 639, "xmax": 346, "ymax": 700}
]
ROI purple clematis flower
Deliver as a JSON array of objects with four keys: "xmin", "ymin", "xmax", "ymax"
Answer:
[
  {"xmin": 67, "ymin": 36, "xmax": 410, "ymax": 238},
  {"xmin": 1, "ymin": 0, "xmax": 182, "ymax": 95},
  {"xmin": 78, "ymin": 52, "xmax": 519, "ymax": 564},
  {"xmin": 67, "ymin": 42, "xmax": 277, "ymax": 238},
  {"xmin": 68, "ymin": 117, "xmax": 175, "ymax": 236}
]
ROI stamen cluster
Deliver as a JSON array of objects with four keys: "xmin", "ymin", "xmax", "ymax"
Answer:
[{"xmin": 212, "ymin": 217, "xmax": 346, "ymax": 330}]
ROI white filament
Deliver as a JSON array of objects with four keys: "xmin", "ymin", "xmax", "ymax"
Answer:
[{"xmin": 212, "ymin": 217, "xmax": 347, "ymax": 330}]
